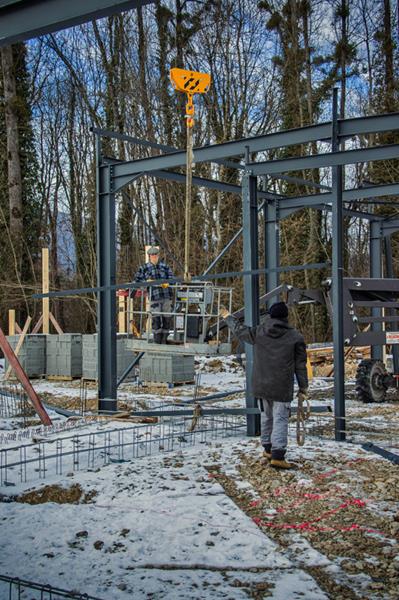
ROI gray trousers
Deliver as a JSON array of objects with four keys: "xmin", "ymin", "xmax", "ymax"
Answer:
[
  {"xmin": 151, "ymin": 299, "xmax": 172, "ymax": 334},
  {"xmin": 260, "ymin": 399, "xmax": 290, "ymax": 451}
]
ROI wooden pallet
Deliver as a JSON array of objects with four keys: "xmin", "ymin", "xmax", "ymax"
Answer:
[
  {"xmin": 140, "ymin": 380, "xmax": 195, "ymax": 389},
  {"xmin": 47, "ymin": 375, "xmax": 79, "ymax": 381}
]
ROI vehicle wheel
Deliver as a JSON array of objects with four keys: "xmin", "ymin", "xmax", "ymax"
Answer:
[{"xmin": 355, "ymin": 359, "xmax": 388, "ymax": 403}]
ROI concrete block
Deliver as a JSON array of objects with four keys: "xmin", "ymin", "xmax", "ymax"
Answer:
[{"xmin": 5, "ymin": 334, "xmax": 46, "ymax": 378}]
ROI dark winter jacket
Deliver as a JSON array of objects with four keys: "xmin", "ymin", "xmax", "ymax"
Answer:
[{"xmin": 225, "ymin": 315, "xmax": 308, "ymax": 402}]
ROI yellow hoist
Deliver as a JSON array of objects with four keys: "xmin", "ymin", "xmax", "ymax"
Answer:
[{"xmin": 170, "ymin": 68, "xmax": 211, "ymax": 281}]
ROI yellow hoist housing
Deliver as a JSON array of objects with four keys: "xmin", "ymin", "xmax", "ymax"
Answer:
[{"xmin": 170, "ymin": 68, "xmax": 211, "ymax": 127}]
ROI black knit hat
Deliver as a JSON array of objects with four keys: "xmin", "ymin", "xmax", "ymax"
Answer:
[{"xmin": 269, "ymin": 301, "xmax": 288, "ymax": 320}]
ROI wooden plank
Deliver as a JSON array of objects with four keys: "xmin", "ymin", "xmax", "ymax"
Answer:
[
  {"xmin": 42, "ymin": 247, "xmax": 50, "ymax": 334},
  {"xmin": 0, "ymin": 327, "xmax": 52, "ymax": 426},
  {"xmin": 49, "ymin": 311, "xmax": 64, "ymax": 334},
  {"xmin": 118, "ymin": 294, "xmax": 126, "ymax": 333},
  {"xmin": 32, "ymin": 314, "xmax": 43, "ymax": 334},
  {"xmin": 4, "ymin": 316, "xmax": 32, "ymax": 380},
  {"xmin": 8, "ymin": 309, "xmax": 15, "ymax": 336}
]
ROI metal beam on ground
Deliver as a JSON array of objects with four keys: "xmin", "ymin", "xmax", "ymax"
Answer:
[{"xmin": 0, "ymin": 0, "xmax": 154, "ymax": 47}]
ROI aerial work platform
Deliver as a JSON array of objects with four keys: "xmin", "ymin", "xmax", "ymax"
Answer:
[
  {"xmin": 126, "ymin": 339, "xmax": 232, "ymax": 355},
  {"xmin": 127, "ymin": 281, "xmax": 232, "ymax": 355}
]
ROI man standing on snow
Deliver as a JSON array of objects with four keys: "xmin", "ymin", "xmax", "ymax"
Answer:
[
  {"xmin": 135, "ymin": 247, "xmax": 174, "ymax": 344},
  {"xmin": 220, "ymin": 301, "xmax": 308, "ymax": 469}
]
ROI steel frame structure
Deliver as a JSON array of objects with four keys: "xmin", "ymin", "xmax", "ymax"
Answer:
[
  {"xmin": 95, "ymin": 91, "xmax": 399, "ymax": 441},
  {"xmin": 0, "ymin": 0, "xmax": 153, "ymax": 47}
]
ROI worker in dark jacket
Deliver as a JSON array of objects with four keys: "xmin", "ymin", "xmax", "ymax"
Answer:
[
  {"xmin": 135, "ymin": 247, "xmax": 174, "ymax": 344},
  {"xmin": 220, "ymin": 301, "xmax": 308, "ymax": 469}
]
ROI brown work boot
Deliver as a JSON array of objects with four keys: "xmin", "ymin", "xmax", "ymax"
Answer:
[
  {"xmin": 262, "ymin": 444, "xmax": 272, "ymax": 460},
  {"xmin": 270, "ymin": 458, "xmax": 294, "ymax": 469},
  {"xmin": 270, "ymin": 449, "xmax": 294, "ymax": 469}
]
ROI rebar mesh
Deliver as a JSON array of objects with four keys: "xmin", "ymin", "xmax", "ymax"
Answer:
[
  {"xmin": 0, "ymin": 384, "xmax": 33, "ymax": 421},
  {"xmin": 0, "ymin": 415, "xmax": 245, "ymax": 486},
  {"xmin": 0, "ymin": 574, "xmax": 104, "ymax": 600}
]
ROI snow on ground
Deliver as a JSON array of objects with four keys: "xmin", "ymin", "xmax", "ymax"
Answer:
[
  {"xmin": 0, "ymin": 355, "xmax": 398, "ymax": 598},
  {"xmin": 0, "ymin": 438, "xmax": 328, "ymax": 600}
]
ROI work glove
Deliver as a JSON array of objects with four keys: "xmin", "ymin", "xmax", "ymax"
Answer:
[
  {"xmin": 161, "ymin": 283, "xmax": 169, "ymax": 289},
  {"xmin": 297, "ymin": 388, "xmax": 308, "ymax": 402},
  {"xmin": 219, "ymin": 306, "xmax": 230, "ymax": 320}
]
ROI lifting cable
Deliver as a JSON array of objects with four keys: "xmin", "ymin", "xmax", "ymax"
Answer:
[
  {"xmin": 170, "ymin": 68, "xmax": 211, "ymax": 281},
  {"xmin": 185, "ymin": 117, "xmax": 194, "ymax": 281}
]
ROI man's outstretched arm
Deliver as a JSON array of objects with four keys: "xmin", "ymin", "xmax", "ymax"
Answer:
[{"xmin": 220, "ymin": 308, "xmax": 257, "ymax": 345}]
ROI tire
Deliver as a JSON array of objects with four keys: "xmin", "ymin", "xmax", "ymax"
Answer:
[{"xmin": 355, "ymin": 359, "xmax": 388, "ymax": 403}]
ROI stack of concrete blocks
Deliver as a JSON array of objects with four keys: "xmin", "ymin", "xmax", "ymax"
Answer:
[
  {"xmin": 82, "ymin": 334, "xmax": 135, "ymax": 381},
  {"xmin": 46, "ymin": 334, "xmax": 82, "ymax": 378},
  {"xmin": 139, "ymin": 353, "xmax": 195, "ymax": 385},
  {"xmin": 5, "ymin": 334, "xmax": 46, "ymax": 378}
]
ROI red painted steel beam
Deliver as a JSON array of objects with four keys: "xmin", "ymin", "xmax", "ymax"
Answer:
[{"xmin": 0, "ymin": 328, "xmax": 52, "ymax": 426}]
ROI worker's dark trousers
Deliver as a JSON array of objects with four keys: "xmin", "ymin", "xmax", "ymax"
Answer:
[
  {"xmin": 151, "ymin": 299, "xmax": 172, "ymax": 338},
  {"xmin": 259, "ymin": 398, "xmax": 290, "ymax": 452}
]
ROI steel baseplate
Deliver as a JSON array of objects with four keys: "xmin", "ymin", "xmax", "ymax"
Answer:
[{"xmin": 126, "ymin": 339, "xmax": 232, "ymax": 355}]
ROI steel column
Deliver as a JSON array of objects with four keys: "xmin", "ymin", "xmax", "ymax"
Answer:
[
  {"xmin": 370, "ymin": 221, "xmax": 383, "ymax": 360},
  {"xmin": 96, "ymin": 137, "xmax": 117, "ymax": 412},
  {"xmin": 242, "ymin": 170, "xmax": 260, "ymax": 436},
  {"xmin": 264, "ymin": 201, "xmax": 280, "ymax": 302},
  {"xmin": 331, "ymin": 89, "xmax": 346, "ymax": 441},
  {"xmin": 384, "ymin": 235, "xmax": 399, "ymax": 372}
]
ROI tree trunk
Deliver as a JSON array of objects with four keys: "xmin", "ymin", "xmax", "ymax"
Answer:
[{"xmin": 1, "ymin": 45, "xmax": 23, "ymax": 271}]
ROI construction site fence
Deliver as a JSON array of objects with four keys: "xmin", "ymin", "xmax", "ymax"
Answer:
[
  {"xmin": 0, "ymin": 574, "xmax": 104, "ymax": 600},
  {"xmin": 0, "ymin": 414, "xmax": 245, "ymax": 487}
]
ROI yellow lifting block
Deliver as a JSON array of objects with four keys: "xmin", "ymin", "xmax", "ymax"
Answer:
[
  {"xmin": 170, "ymin": 68, "xmax": 211, "ymax": 127},
  {"xmin": 170, "ymin": 67, "xmax": 211, "ymax": 96}
]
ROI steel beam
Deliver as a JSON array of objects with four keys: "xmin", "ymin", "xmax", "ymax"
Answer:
[
  {"xmin": 264, "ymin": 199, "xmax": 280, "ymax": 302},
  {"xmin": 383, "ymin": 235, "xmax": 399, "ymax": 373},
  {"xmin": 108, "ymin": 113, "xmax": 399, "ymax": 191},
  {"xmin": 361, "ymin": 442, "xmax": 399, "ymax": 465},
  {"xmin": 0, "ymin": 0, "xmax": 153, "ymax": 47},
  {"xmin": 96, "ymin": 138, "xmax": 117, "ymax": 412},
  {"xmin": 370, "ymin": 221, "xmax": 383, "ymax": 360},
  {"xmin": 242, "ymin": 170, "xmax": 260, "ymax": 437},
  {"xmin": 247, "ymin": 144, "xmax": 399, "ymax": 176},
  {"xmin": 117, "ymin": 352, "xmax": 144, "ymax": 388},
  {"xmin": 331, "ymin": 89, "xmax": 346, "ymax": 442}
]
